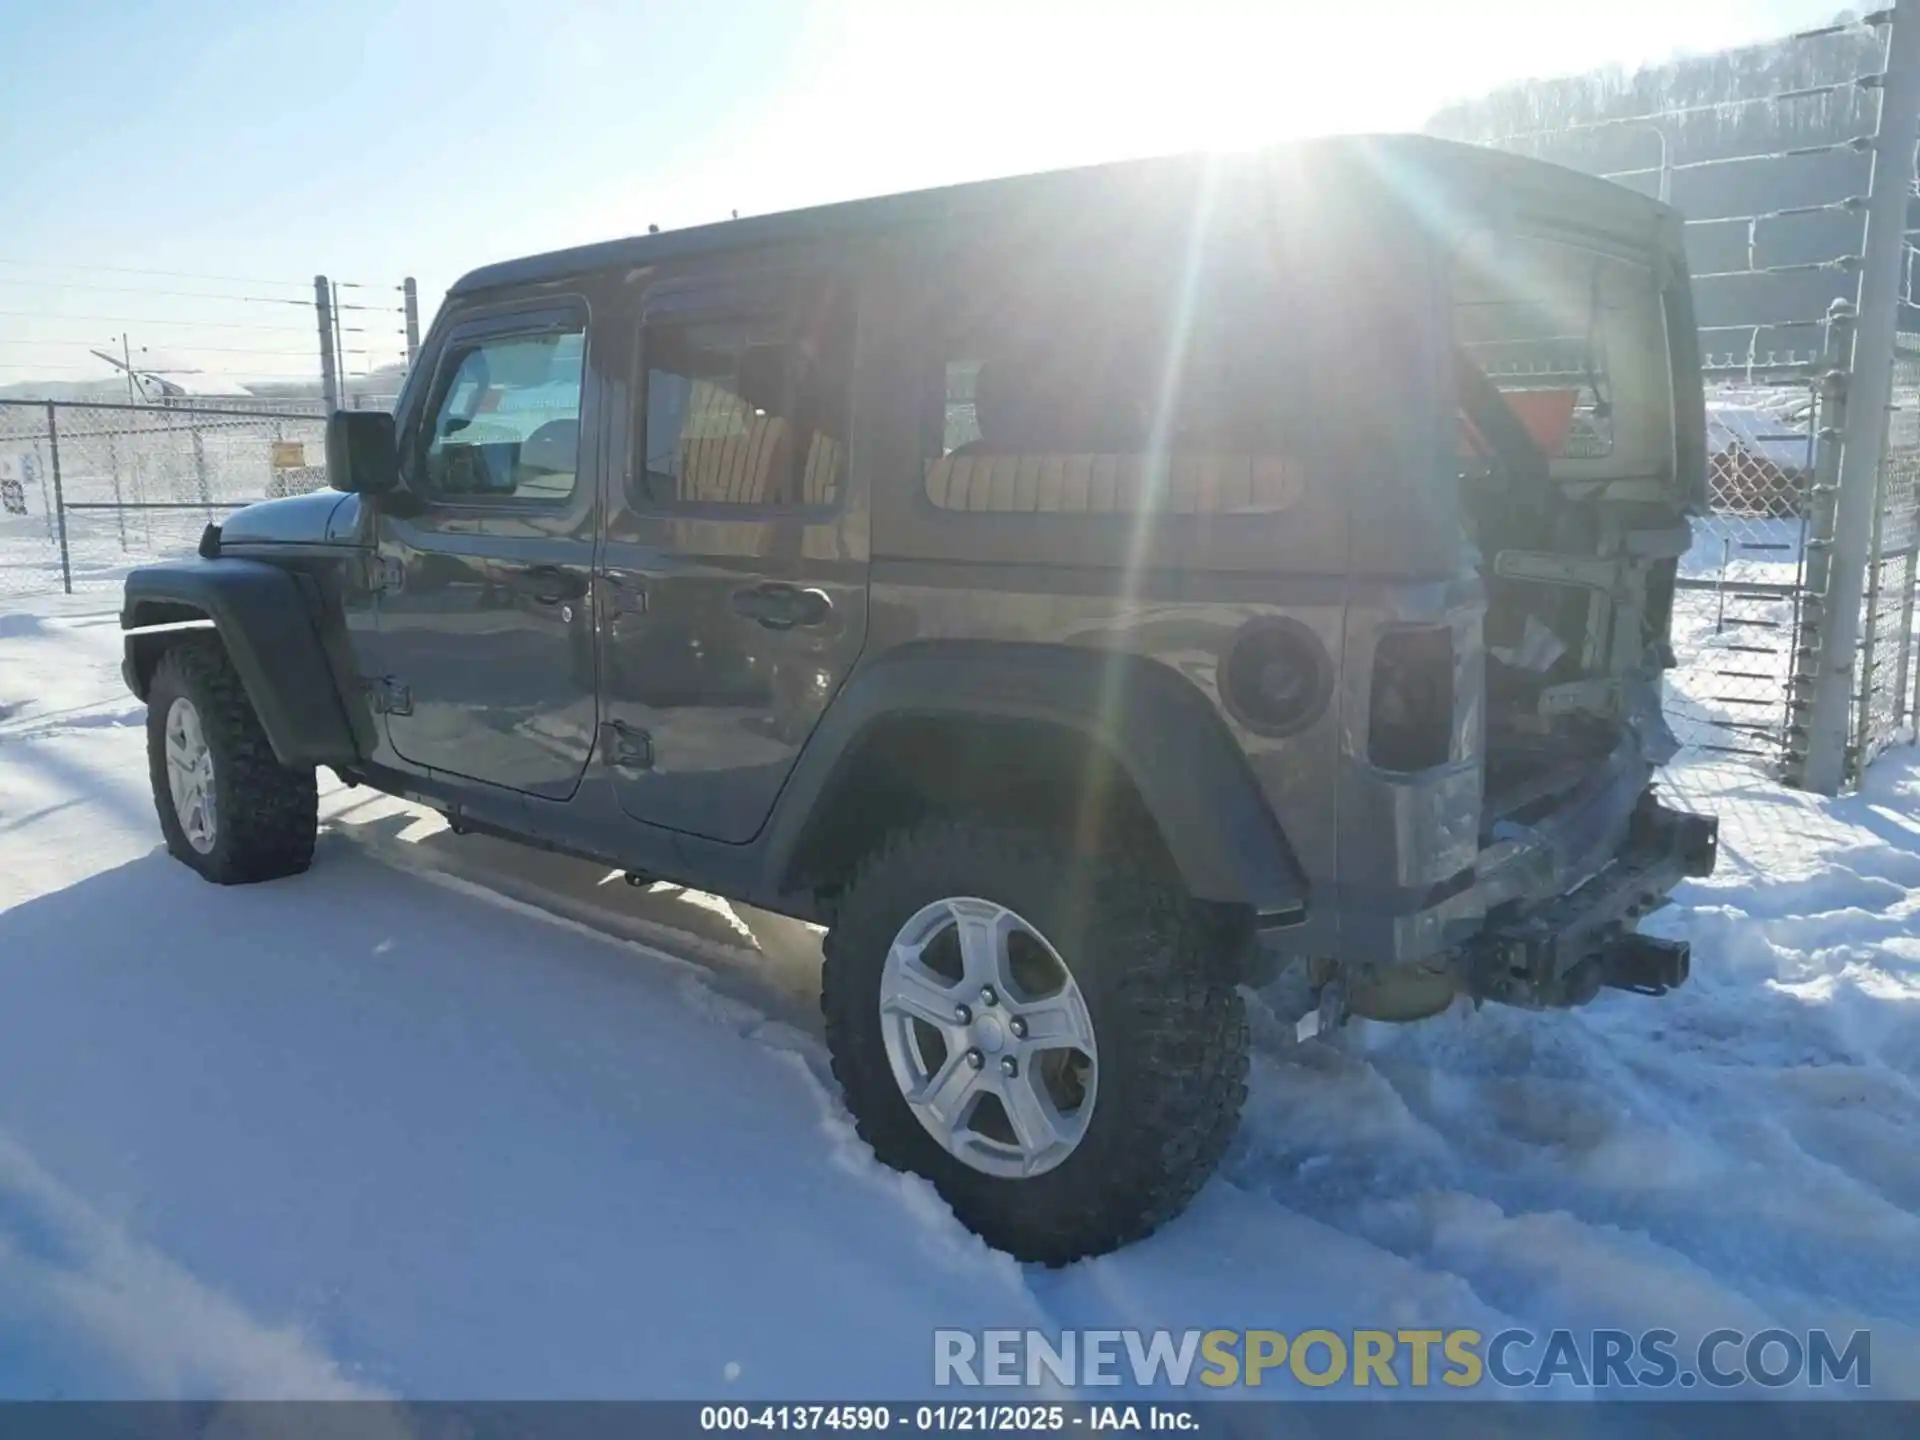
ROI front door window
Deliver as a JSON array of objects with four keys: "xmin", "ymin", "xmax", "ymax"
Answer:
[{"xmin": 421, "ymin": 328, "xmax": 586, "ymax": 502}]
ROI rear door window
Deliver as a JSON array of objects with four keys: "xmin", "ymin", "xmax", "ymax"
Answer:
[{"xmin": 633, "ymin": 278, "xmax": 853, "ymax": 512}]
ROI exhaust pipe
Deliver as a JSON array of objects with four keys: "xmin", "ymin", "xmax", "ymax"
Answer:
[{"xmin": 1600, "ymin": 934, "xmax": 1690, "ymax": 996}]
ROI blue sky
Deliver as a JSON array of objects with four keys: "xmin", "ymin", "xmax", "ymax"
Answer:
[{"xmin": 0, "ymin": 0, "xmax": 1851, "ymax": 387}]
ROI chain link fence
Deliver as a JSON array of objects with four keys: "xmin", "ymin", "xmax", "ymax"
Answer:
[{"xmin": 0, "ymin": 399, "xmax": 328, "ymax": 595}]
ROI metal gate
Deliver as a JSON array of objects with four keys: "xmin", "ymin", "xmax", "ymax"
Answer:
[{"xmin": 1668, "ymin": 365, "xmax": 1822, "ymax": 764}]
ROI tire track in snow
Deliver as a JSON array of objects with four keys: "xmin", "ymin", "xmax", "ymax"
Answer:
[{"xmin": 0, "ymin": 704, "xmax": 146, "ymax": 743}]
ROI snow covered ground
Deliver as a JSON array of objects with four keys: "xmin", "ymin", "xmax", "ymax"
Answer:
[{"xmin": 2, "ymin": 586, "xmax": 1918, "ymax": 1406}]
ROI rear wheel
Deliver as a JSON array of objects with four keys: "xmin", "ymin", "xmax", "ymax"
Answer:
[
  {"xmin": 146, "ymin": 636, "xmax": 317, "ymax": 884},
  {"xmin": 821, "ymin": 818, "xmax": 1248, "ymax": 1264}
]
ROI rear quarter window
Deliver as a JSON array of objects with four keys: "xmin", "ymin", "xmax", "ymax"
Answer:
[
  {"xmin": 910, "ymin": 224, "xmax": 1312, "ymax": 519},
  {"xmin": 859, "ymin": 174, "xmax": 1364, "ymax": 575}
]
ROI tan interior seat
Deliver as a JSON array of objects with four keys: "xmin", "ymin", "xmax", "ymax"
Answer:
[
  {"xmin": 675, "ymin": 416, "xmax": 844, "ymax": 506},
  {"xmin": 924, "ymin": 452, "xmax": 1301, "ymax": 514},
  {"xmin": 677, "ymin": 416, "xmax": 787, "ymax": 504}
]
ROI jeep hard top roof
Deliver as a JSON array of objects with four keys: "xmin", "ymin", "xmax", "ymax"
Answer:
[{"xmin": 450, "ymin": 134, "xmax": 1675, "ymax": 299}]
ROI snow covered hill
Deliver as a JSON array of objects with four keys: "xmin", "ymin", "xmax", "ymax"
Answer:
[{"xmin": 1, "ymin": 590, "xmax": 1916, "ymax": 1404}]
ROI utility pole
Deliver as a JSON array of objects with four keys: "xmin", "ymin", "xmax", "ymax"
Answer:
[
  {"xmin": 314, "ymin": 275, "xmax": 341, "ymax": 412},
  {"xmin": 1800, "ymin": 0, "xmax": 1920, "ymax": 793},
  {"xmin": 120, "ymin": 334, "xmax": 136, "ymax": 404}
]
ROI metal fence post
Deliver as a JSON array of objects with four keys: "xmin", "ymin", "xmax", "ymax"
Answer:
[
  {"xmin": 107, "ymin": 433, "xmax": 128, "ymax": 551},
  {"xmin": 331, "ymin": 279, "xmax": 348, "ymax": 404},
  {"xmin": 1782, "ymin": 303, "xmax": 1857, "ymax": 786},
  {"xmin": 190, "ymin": 421, "xmax": 212, "ymax": 519},
  {"xmin": 1891, "ymin": 426, "xmax": 1919, "ymax": 732},
  {"xmin": 403, "ymin": 277, "xmax": 421, "ymax": 365},
  {"xmin": 314, "ymin": 275, "xmax": 341, "ymax": 413},
  {"xmin": 1799, "ymin": 0, "xmax": 1920, "ymax": 793},
  {"xmin": 1855, "ymin": 445, "xmax": 1893, "ymax": 771},
  {"xmin": 45, "ymin": 402, "xmax": 71, "ymax": 595},
  {"xmin": 1911, "ymin": 548, "xmax": 1920, "ymax": 733}
]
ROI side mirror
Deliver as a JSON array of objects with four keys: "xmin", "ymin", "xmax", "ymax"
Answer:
[{"xmin": 326, "ymin": 410, "xmax": 402, "ymax": 496}]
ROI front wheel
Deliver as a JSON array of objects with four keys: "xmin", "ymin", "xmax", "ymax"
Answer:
[
  {"xmin": 821, "ymin": 819, "xmax": 1248, "ymax": 1264},
  {"xmin": 146, "ymin": 636, "xmax": 317, "ymax": 884}
]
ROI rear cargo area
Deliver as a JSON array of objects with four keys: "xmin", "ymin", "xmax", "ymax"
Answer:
[{"xmin": 1452, "ymin": 225, "xmax": 1691, "ymax": 834}]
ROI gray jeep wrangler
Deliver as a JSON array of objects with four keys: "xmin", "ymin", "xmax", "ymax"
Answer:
[{"xmin": 122, "ymin": 137, "xmax": 1717, "ymax": 1264}]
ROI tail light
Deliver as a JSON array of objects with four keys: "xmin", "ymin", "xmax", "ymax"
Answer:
[{"xmin": 1369, "ymin": 626, "xmax": 1454, "ymax": 772}]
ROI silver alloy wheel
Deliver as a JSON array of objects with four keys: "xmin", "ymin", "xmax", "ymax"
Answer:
[
  {"xmin": 164, "ymin": 696, "xmax": 218, "ymax": 855},
  {"xmin": 878, "ymin": 896, "xmax": 1099, "ymax": 1178}
]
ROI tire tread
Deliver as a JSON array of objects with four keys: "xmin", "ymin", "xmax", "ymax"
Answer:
[
  {"xmin": 821, "ymin": 817, "xmax": 1248, "ymax": 1264},
  {"xmin": 147, "ymin": 635, "xmax": 316, "ymax": 884}
]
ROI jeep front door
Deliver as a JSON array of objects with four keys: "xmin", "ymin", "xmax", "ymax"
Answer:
[
  {"xmin": 596, "ymin": 271, "xmax": 866, "ymax": 842},
  {"xmin": 368, "ymin": 302, "xmax": 600, "ymax": 800}
]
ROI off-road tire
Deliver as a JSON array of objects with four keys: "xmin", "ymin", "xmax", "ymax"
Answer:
[
  {"xmin": 821, "ymin": 818, "xmax": 1249, "ymax": 1264},
  {"xmin": 147, "ymin": 635, "xmax": 317, "ymax": 884}
]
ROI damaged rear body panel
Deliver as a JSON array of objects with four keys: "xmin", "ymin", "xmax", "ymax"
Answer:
[{"xmin": 1259, "ymin": 141, "xmax": 1717, "ymax": 1020}]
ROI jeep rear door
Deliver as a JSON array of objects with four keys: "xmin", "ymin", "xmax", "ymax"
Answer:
[{"xmin": 595, "ymin": 266, "xmax": 868, "ymax": 842}]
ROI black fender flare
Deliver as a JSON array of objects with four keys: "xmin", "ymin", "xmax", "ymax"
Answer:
[
  {"xmin": 762, "ymin": 641, "xmax": 1309, "ymax": 920},
  {"xmin": 121, "ymin": 559, "xmax": 359, "ymax": 768}
]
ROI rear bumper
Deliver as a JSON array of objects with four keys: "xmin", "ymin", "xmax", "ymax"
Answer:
[
  {"xmin": 1463, "ymin": 793, "xmax": 1718, "ymax": 1007},
  {"xmin": 1256, "ymin": 730, "xmax": 1717, "ymax": 1006}
]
